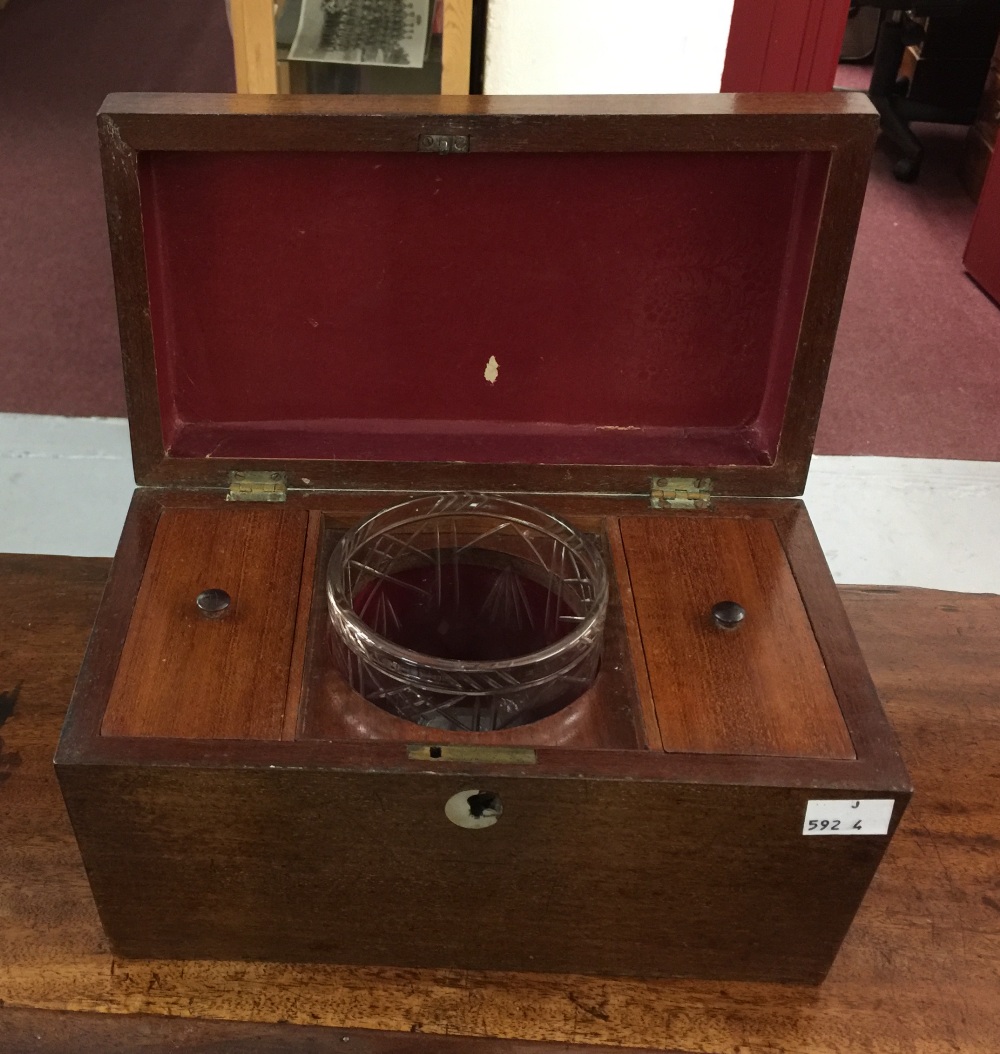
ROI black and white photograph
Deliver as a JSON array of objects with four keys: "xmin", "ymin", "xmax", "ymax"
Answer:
[{"xmin": 289, "ymin": 0, "xmax": 431, "ymax": 67}]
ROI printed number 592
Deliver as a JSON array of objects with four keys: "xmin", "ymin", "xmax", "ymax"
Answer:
[{"xmin": 807, "ymin": 819, "xmax": 863, "ymax": 832}]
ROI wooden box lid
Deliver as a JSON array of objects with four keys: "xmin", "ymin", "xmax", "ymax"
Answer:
[{"xmin": 99, "ymin": 92, "xmax": 876, "ymax": 499}]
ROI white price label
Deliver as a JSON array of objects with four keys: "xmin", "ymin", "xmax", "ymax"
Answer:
[{"xmin": 803, "ymin": 799, "xmax": 894, "ymax": 836}]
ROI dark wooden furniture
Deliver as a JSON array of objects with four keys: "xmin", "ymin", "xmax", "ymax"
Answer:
[
  {"xmin": 2, "ymin": 555, "xmax": 997, "ymax": 1050},
  {"xmin": 965, "ymin": 137, "xmax": 1000, "ymax": 302},
  {"xmin": 2, "ymin": 1007, "xmax": 657, "ymax": 1054},
  {"xmin": 857, "ymin": 0, "xmax": 1000, "ymax": 182},
  {"xmin": 964, "ymin": 18, "xmax": 1000, "ymax": 295},
  {"xmin": 55, "ymin": 92, "xmax": 911, "ymax": 981},
  {"xmin": 962, "ymin": 29, "xmax": 1000, "ymax": 198}
]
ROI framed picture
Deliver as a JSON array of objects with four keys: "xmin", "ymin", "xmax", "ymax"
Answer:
[{"xmin": 229, "ymin": 0, "xmax": 486, "ymax": 95}]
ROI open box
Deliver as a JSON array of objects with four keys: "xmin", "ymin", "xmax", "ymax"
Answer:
[{"xmin": 56, "ymin": 92, "xmax": 911, "ymax": 982}]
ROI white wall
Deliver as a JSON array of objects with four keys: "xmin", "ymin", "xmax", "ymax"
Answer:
[
  {"xmin": 484, "ymin": 0, "xmax": 735, "ymax": 95},
  {"xmin": 6, "ymin": 414, "xmax": 1000, "ymax": 593}
]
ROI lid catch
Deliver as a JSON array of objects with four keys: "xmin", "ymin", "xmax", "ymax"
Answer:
[
  {"xmin": 650, "ymin": 477, "xmax": 712, "ymax": 510},
  {"xmin": 418, "ymin": 133, "xmax": 469, "ymax": 154},
  {"xmin": 227, "ymin": 471, "xmax": 287, "ymax": 503}
]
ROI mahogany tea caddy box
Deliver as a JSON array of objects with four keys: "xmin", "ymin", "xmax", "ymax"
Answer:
[{"xmin": 56, "ymin": 92, "xmax": 911, "ymax": 983}]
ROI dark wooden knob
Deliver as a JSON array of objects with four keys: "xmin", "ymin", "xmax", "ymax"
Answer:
[
  {"xmin": 712, "ymin": 600, "xmax": 746, "ymax": 629},
  {"xmin": 196, "ymin": 589, "xmax": 232, "ymax": 619}
]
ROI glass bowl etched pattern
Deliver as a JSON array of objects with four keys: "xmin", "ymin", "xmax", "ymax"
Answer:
[{"xmin": 326, "ymin": 494, "xmax": 609, "ymax": 732}]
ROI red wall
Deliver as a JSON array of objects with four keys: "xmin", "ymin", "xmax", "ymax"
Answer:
[
  {"xmin": 965, "ymin": 150, "xmax": 1000, "ymax": 306},
  {"xmin": 722, "ymin": 0, "xmax": 852, "ymax": 92}
]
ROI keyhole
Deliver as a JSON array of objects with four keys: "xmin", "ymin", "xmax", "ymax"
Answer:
[
  {"xmin": 444, "ymin": 788, "xmax": 503, "ymax": 828},
  {"xmin": 467, "ymin": 791, "xmax": 502, "ymax": 819}
]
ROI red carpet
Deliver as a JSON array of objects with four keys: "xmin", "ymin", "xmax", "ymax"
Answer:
[
  {"xmin": 1, "ymin": 9, "xmax": 998, "ymax": 461},
  {"xmin": 817, "ymin": 63, "xmax": 1000, "ymax": 459}
]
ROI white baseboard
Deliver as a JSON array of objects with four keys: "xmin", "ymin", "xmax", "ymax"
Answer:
[
  {"xmin": 0, "ymin": 414, "xmax": 133, "ymax": 559},
  {"xmin": 804, "ymin": 456, "xmax": 1000, "ymax": 592},
  {"xmin": 2, "ymin": 414, "xmax": 998, "ymax": 593}
]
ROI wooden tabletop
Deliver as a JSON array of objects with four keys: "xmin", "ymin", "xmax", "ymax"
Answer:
[{"xmin": 1, "ymin": 553, "xmax": 998, "ymax": 1053}]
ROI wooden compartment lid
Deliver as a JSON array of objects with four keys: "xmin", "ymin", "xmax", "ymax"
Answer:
[{"xmin": 99, "ymin": 92, "xmax": 877, "ymax": 498}]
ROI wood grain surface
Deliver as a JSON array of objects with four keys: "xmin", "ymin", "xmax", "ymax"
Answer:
[
  {"xmin": 0, "ymin": 1009, "xmax": 653, "ymax": 1054},
  {"xmin": 1, "ymin": 554, "xmax": 997, "ymax": 1049},
  {"xmin": 229, "ymin": 0, "xmax": 279, "ymax": 94},
  {"xmin": 440, "ymin": 0, "xmax": 473, "ymax": 95},
  {"xmin": 55, "ymin": 492, "xmax": 906, "ymax": 791},
  {"xmin": 50, "ymin": 494, "xmax": 908, "ymax": 977},
  {"xmin": 101, "ymin": 507, "xmax": 308, "ymax": 739},
  {"xmin": 619, "ymin": 515, "xmax": 854, "ymax": 758}
]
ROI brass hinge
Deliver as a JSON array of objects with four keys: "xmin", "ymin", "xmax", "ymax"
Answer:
[
  {"xmin": 650, "ymin": 477, "xmax": 712, "ymax": 510},
  {"xmin": 227, "ymin": 470, "xmax": 287, "ymax": 503},
  {"xmin": 418, "ymin": 133, "xmax": 469, "ymax": 154}
]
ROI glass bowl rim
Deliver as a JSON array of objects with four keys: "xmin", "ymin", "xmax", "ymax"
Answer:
[{"xmin": 326, "ymin": 492, "xmax": 610, "ymax": 675}]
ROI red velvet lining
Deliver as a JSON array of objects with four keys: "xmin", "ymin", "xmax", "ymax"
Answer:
[{"xmin": 139, "ymin": 149, "xmax": 827, "ymax": 466}]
